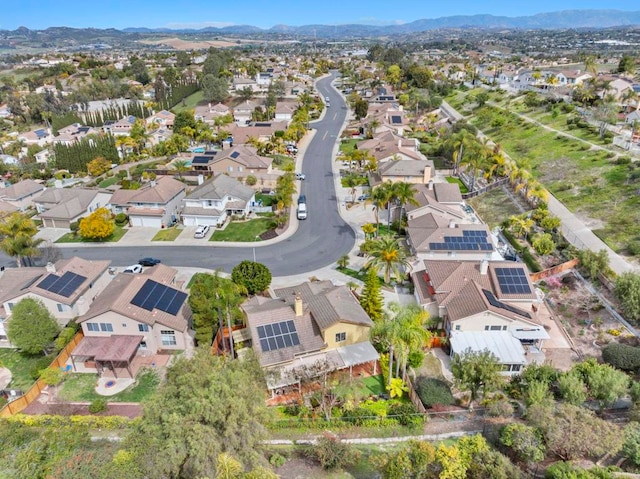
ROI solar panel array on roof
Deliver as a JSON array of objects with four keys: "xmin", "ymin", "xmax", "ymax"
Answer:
[
  {"xmin": 483, "ymin": 289, "xmax": 532, "ymax": 319},
  {"xmin": 429, "ymin": 230, "xmax": 493, "ymax": 251},
  {"xmin": 78, "ymin": 127, "xmax": 90, "ymax": 133},
  {"xmin": 257, "ymin": 320, "xmax": 300, "ymax": 352},
  {"xmin": 192, "ymin": 156, "xmax": 213, "ymax": 164},
  {"xmin": 37, "ymin": 271, "xmax": 87, "ymax": 298},
  {"xmin": 391, "ymin": 115, "xmax": 402, "ymax": 124},
  {"xmin": 495, "ymin": 267, "xmax": 532, "ymax": 295},
  {"xmin": 254, "ymin": 122, "xmax": 271, "ymax": 127},
  {"xmin": 204, "ymin": 150, "xmax": 217, "ymax": 155},
  {"xmin": 130, "ymin": 279, "xmax": 187, "ymax": 316},
  {"xmin": 230, "ymin": 151, "xmax": 240, "ymax": 159}
]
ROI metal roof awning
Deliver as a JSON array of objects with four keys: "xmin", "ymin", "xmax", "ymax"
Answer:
[
  {"xmin": 451, "ymin": 331, "xmax": 526, "ymax": 365},
  {"xmin": 511, "ymin": 328, "xmax": 550, "ymax": 340},
  {"xmin": 336, "ymin": 341, "xmax": 380, "ymax": 368}
]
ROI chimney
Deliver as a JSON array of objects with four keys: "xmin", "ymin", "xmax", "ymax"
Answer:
[
  {"xmin": 294, "ymin": 293, "xmax": 303, "ymax": 317},
  {"xmin": 150, "ymin": 179, "xmax": 157, "ymax": 187},
  {"xmin": 46, "ymin": 262, "xmax": 56, "ymax": 273},
  {"xmin": 428, "ymin": 180, "xmax": 434, "ymax": 190},
  {"xmin": 198, "ymin": 174, "xmax": 204, "ymax": 185},
  {"xmin": 448, "ymin": 220, "xmax": 456, "ymax": 229},
  {"xmin": 480, "ymin": 259, "xmax": 489, "ymax": 275}
]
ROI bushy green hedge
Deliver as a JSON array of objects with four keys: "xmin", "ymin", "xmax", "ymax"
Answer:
[
  {"xmin": 602, "ymin": 342, "xmax": 640, "ymax": 372},
  {"xmin": 416, "ymin": 377, "xmax": 454, "ymax": 408}
]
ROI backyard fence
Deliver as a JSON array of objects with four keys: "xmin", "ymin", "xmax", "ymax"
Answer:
[
  {"xmin": 403, "ymin": 370, "xmax": 427, "ymax": 414},
  {"xmin": 0, "ymin": 331, "xmax": 84, "ymax": 418},
  {"xmin": 529, "ymin": 258, "xmax": 579, "ymax": 282}
]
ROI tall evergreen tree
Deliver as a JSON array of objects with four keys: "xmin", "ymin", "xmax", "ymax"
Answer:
[{"xmin": 359, "ymin": 267, "xmax": 384, "ymax": 322}]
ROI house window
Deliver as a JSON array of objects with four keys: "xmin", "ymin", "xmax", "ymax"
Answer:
[
  {"xmin": 139, "ymin": 341, "xmax": 147, "ymax": 349},
  {"xmin": 485, "ymin": 325, "xmax": 502, "ymax": 331},
  {"xmin": 238, "ymin": 166, "xmax": 243, "ymax": 172},
  {"xmin": 454, "ymin": 325, "xmax": 461, "ymax": 331},
  {"xmin": 57, "ymin": 304, "xmax": 64, "ymax": 312},
  {"xmin": 87, "ymin": 323, "xmax": 99, "ymax": 332},
  {"xmin": 227, "ymin": 166, "xmax": 233, "ymax": 172},
  {"xmin": 161, "ymin": 330, "xmax": 177, "ymax": 346},
  {"xmin": 138, "ymin": 324, "xmax": 149, "ymax": 332},
  {"xmin": 335, "ymin": 332, "xmax": 346, "ymax": 342},
  {"xmin": 99, "ymin": 323, "xmax": 113, "ymax": 332},
  {"xmin": 7, "ymin": 302, "xmax": 14, "ymax": 311}
]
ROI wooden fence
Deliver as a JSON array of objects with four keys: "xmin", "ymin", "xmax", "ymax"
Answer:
[
  {"xmin": 529, "ymin": 258, "xmax": 579, "ymax": 283},
  {"xmin": 0, "ymin": 331, "xmax": 84, "ymax": 418},
  {"xmin": 403, "ymin": 371, "xmax": 427, "ymax": 414}
]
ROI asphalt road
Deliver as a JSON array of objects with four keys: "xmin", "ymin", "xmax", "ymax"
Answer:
[{"xmin": 2, "ymin": 73, "xmax": 356, "ymax": 276}]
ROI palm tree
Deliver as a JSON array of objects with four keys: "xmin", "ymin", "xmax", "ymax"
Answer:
[
  {"xmin": 392, "ymin": 182, "xmax": 419, "ymax": 230},
  {"xmin": 361, "ymin": 223, "xmax": 376, "ymax": 239},
  {"xmin": 0, "ymin": 213, "xmax": 43, "ymax": 267},
  {"xmin": 171, "ymin": 159, "xmax": 190, "ymax": 180},
  {"xmin": 371, "ymin": 181, "xmax": 396, "ymax": 233},
  {"xmin": 371, "ymin": 302, "xmax": 432, "ymax": 384},
  {"xmin": 447, "ymin": 129, "xmax": 475, "ymax": 176},
  {"xmin": 460, "ymin": 144, "xmax": 487, "ymax": 192},
  {"xmin": 343, "ymin": 173, "xmax": 360, "ymax": 203},
  {"xmin": 364, "ymin": 235, "xmax": 411, "ymax": 284}
]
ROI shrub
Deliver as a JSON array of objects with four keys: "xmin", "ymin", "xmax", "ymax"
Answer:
[
  {"xmin": 269, "ymin": 453, "xmax": 286, "ymax": 468},
  {"xmin": 69, "ymin": 221, "xmax": 79, "ymax": 233},
  {"xmin": 388, "ymin": 402, "xmax": 423, "ymax": 427},
  {"xmin": 628, "ymin": 241, "xmax": 640, "ymax": 256},
  {"xmin": 30, "ymin": 356, "xmax": 54, "ymax": 380},
  {"xmin": 487, "ymin": 399, "xmax": 515, "ymax": 417},
  {"xmin": 312, "ymin": 432, "xmax": 360, "ymax": 470},
  {"xmin": 602, "ymin": 342, "xmax": 640, "ymax": 372},
  {"xmin": 39, "ymin": 367, "xmax": 65, "ymax": 386},
  {"xmin": 114, "ymin": 212, "xmax": 129, "ymax": 226},
  {"xmin": 246, "ymin": 174, "xmax": 257, "ymax": 186},
  {"xmin": 54, "ymin": 326, "xmax": 77, "ymax": 351},
  {"xmin": 416, "ymin": 377, "xmax": 454, "ymax": 408},
  {"xmin": 88, "ymin": 398, "xmax": 108, "ymax": 414},
  {"xmin": 343, "ymin": 407, "xmax": 371, "ymax": 426},
  {"xmin": 407, "ymin": 349, "xmax": 425, "ymax": 369}
]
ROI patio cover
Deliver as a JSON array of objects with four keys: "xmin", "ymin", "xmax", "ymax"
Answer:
[
  {"xmin": 336, "ymin": 341, "xmax": 380, "ymax": 368},
  {"xmin": 511, "ymin": 328, "xmax": 550, "ymax": 341},
  {"xmin": 72, "ymin": 335, "xmax": 143, "ymax": 362},
  {"xmin": 450, "ymin": 331, "xmax": 526, "ymax": 365}
]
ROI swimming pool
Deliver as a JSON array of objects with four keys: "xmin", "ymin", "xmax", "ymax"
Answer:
[{"xmin": 190, "ymin": 147, "xmax": 205, "ymax": 153}]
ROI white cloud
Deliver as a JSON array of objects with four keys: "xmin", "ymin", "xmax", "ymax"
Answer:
[{"xmin": 164, "ymin": 21, "xmax": 236, "ymax": 29}]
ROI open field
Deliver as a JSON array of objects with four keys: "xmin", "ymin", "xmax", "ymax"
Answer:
[{"xmin": 140, "ymin": 37, "xmax": 239, "ymax": 49}]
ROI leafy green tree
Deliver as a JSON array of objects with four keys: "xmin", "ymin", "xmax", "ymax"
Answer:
[
  {"xmin": 201, "ymin": 74, "xmax": 228, "ymax": 103},
  {"xmin": 524, "ymin": 379, "xmax": 553, "ymax": 408},
  {"xmin": 126, "ymin": 349, "xmax": 269, "ymax": 479},
  {"xmin": 500, "ymin": 423, "xmax": 546, "ymax": 465},
  {"xmin": 618, "ymin": 55, "xmax": 636, "ymax": 74},
  {"xmin": 359, "ymin": 267, "xmax": 384, "ymax": 322},
  {"xmin": 364, "ymin": 235, "xmax": 411, "ymax": 284},
  {"xmin": 614, "ymin": 272, "xmax": 640, "ymax": 321},
  {"xmin": 231, "ymin": 261, "xmax": 272, "ymax": 295},
  {"xmin": 623, "ymin": 422, "xmax": 640, "ymax": 466},
  {"xmin": 451, "ymin": 349, "xmax": 501, "ymax": 405},
  {"xmin": 354, "ymin": 97, "xmax": 368, "ymax": 120},
  {"xmin": 7, "ymin": 298, "xmax": 60, "ymax": 354},
  {"xmin": 130, "ymin": 59, "xmax": 150, "ymax": 85},
  {"xmin": 584, "ymin": 362, "xmax": 629, "ymax": 411},
  {"xmin": 0, "ymin": 212, "xmax": 43, "ymax": 267},
  {"xmin": 87, "ymin": 156, "xmax": 112, "ymax": 177}
]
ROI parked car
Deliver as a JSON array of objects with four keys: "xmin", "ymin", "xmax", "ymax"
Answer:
[
  {"xmin": 298, "ymin": 194, "xmax": 307, "ymax": 205},
  {"xmin": 124, "ymin": 264, "xmax": 143, "ymax": 274},
  {"xmin": 138, "ymin": 257, "xmax": 161, "ymax": 267},
  {"xmin": 296, "ymin": 173, "xmax": 306, "ymax": 180},
  {"xmin": 286, "ymin": 144, "xmax": 298, "ymax": 154},
  {"xmin": 194, "ymin": 225, "xmax": 211, "ymax": 239},
  {"xmin": 358, "ymin": 194, "xmax": 370, "ymax": 201}
]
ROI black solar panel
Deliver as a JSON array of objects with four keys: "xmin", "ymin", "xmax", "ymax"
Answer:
[
  {"xmin": 391, "ymin": 115, "xmax": 402, "ymax": 124},
  {"xmin": 130, "ymin": 279, "xmax": 187, "ymax": 316},
  {"xmin": 37, "ymin": 271, "xmax": 87, "ymax": 298},
  {"xmin": 230, "ymin": 151, "xmax": 240, "ymax": 159},
  {"xmin": 192, "ymin": 156, "xmax": 212, "ymax": 164},
  {"xmin": 257, "ymin": 320, "xmax": 300, "ymax": 352},
  {"xmin": 483, "ymin": 289, "xmax": 532, "ymax": 319},
  {"xmin": 429, "ymin": 229, "xmax": 493, "ymax": 252},
  {"xmin": 204, "ymin": 150, "xmax": 217, "ymax": 155},
  {"xmin": 495, "ymin": 267, "xmax": 532, "ymax": 295},
  {"xmin": 254, "ymin": 122, "xmax": 271, "ymax": 127}
]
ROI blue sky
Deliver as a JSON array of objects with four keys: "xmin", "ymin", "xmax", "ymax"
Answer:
[{"xmin": 3, "ymin": 0, "xmax": 638, "ymax": 30}]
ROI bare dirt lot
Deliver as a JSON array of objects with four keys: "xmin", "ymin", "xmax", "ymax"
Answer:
[{"xmin": 545, "ymin": 272, "xmax": 629, "ymax": 360}]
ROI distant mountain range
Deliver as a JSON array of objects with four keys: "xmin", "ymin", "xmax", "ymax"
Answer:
[{"xmin": 3, "ymin": 9, "xmax": 640, "ymax": 40}]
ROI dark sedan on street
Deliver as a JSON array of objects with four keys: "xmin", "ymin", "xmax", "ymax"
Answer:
[{"xmin": 138, "ymin": 257, "xmax": 161, "ymax": 267}]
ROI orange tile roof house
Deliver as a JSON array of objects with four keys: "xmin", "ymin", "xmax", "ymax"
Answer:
[
  {"xmin": 0, "ymin": 257, "xmax": 112, "ymax": 346},
  {"xmin": 75, "ymin": 264, "xmax": 193, "ymax": 358},
  {"xmin": 109, "ymin": 177, "xmax": 186, "ymax": 228},
  {"xmin": 241, "ymin": 281, "xmax": 378, "ymax": 394}
]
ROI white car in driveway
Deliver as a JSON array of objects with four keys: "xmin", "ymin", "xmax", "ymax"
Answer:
[
  {"xmin": 194, "ymin": 225, "xmax": 211, "ymax": 238},
  {"xmin": 123, "ymin": 264, "xmax": 143, "ymax": 274},
  {"xmin": 296, "ymin": 173, "xmax": 306, "ymax": 180}
]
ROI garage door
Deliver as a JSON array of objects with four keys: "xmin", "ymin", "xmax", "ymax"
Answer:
[
  {"xmin": 130, "ymin": 216, "xmax": 162, "ymax": 228},
  {"xmin": 183, "ymin": 216, "xmax": 218, "ymax": 226}
]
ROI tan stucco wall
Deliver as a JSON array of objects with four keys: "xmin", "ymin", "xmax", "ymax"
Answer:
[{"xmin": 323, "ymin": 322, "xmax": 370, "ymax": 350}]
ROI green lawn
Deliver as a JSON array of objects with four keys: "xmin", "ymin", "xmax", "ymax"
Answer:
[
  {"xmin": 152, "ymin": 226, "xmax": 183, "ymax": 241},
  {"xmin": 0, "ymin": 350, "xmax": 51, "ymax": 391},
  {"xmin": 55, "ymin": 225, "xmax": 128, "ymax": 244},
  {"xmin": 98, "ymin": 177, "xmax": 119, "ymax": 188},
  {"xmin": 339, "ymin": 139, "xmax": 359, "ymax": 153},
  {"xmin": 210, "ymin": 218, "xmax": 273, "ymax": 242},
  {"xmin": 445, "ymin": 176, "xmax": 468, "ymax": 194},
  {"xmin": 362, "ymin": 375, "xmax": 386, "ymax": 396},
  {"xmin": 171, "ymin": 90, "xmax": 204, "ymax": 113},
  {"xmin": 57, "ymin": 369, "xmax": 160, "ymax": 403}
]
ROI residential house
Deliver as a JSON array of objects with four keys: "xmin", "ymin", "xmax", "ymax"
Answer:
[
  {"xmin": 406, "ymin": 215, "xmax": 497, "ymax": 260},
  {"xmin": 359, "ymin": 131, "xmax": 424, "ymax": 165},
  {"xmin": 34, "ymin": 149, "xmax": 52, "ymax": 164},
  {"xmin": 0, "ymin": 257, "xmax": 112, "ymax": 344},
  {"xmin": 0, "ymin": 179, "xmax": 45, "ymax": 210},
  {"xmin": 405, "ymin": 182, "xmax": 467, "ymax": 223},
  {"xmin": 182, "ymin": 174, "xmax": 255, "ymax": 227},
  {"xmin": 233, "ymin": 100, "xmax": 260, "ymax": 125},
  {"xmin": 274, "ymin": 102, "xmax": 296, "ymax": 122},
  {"xmin": 227, "ymin": 121, "xmax": 288, "ymax": 146},
  {"xmin": 369, "ymin": 158, "xmax": 435, "ymax": 187},
  {"xmin": 195, "ymin": 103, "xmax": 231, "ymax": 125},
  {"xmin": 146, "ymin": 110, "xmax": 175, "ymax": 129},
  {"xmin": 207, "ymin": 145, "xmax": 282, "ymax": 188},
  {"xmin": 36, "ymin": 188, "xmax": 113, "ymax": 229},
  {"xmin": 73, "ymin": 264, "xmax": 193, "ymax": 376},
  {"xmin": 232, "ymin": 77, "xmax": 260, "ymax": 93},
  {"xmin": 52, "ymin": 124, "xmax": 97, "ymax": 145},
  {"xmin": 18, "ymin": 128, "xmax": 52, "ymax": 146},
  {"xmin": 109, "ymin": 177, "xmax": 186, "ymax": 228},
  {"xmin": 555, "ymin": 70, "xmax": 591, "ymax": 87},
  {"xmin": 241, "ymin": 281, "xmax": 378, "ymax": 394},
  {"xmin": 256, "ymin": 71, "xmax": 274, "ymax": 87},
  {"xmin": 104, "ymin": 115, "xmax": 137, "ymax": 136},
  {"xmin": 0, "ymin": 200, "xmax": 18, "ymax": 218},
  {"xmin": 411, "ymin": 259, "xmax": 549, "ymax": 374}
]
